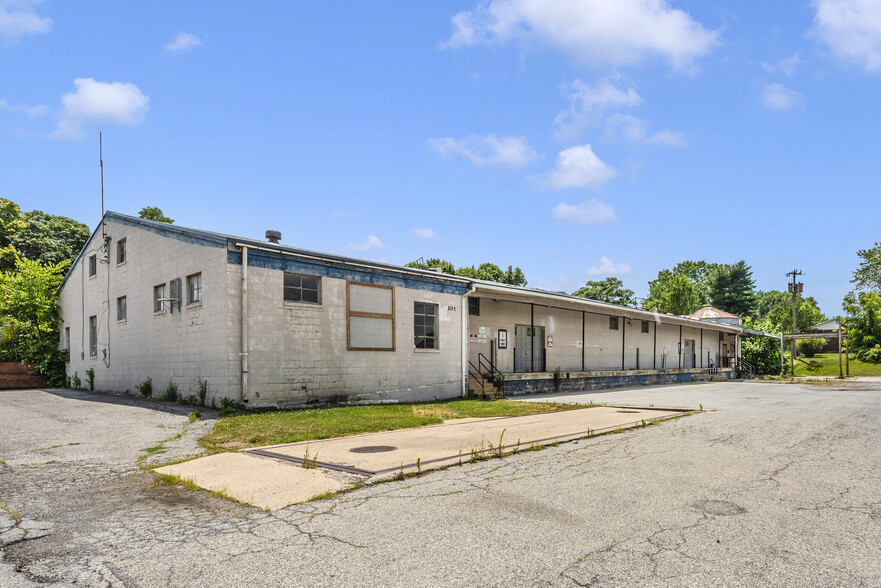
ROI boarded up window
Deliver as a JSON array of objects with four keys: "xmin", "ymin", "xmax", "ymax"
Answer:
[
  {"xmin": 347, "ymin": 282, "xmax": 394, "ymax": 350},
  {"xmin": 609, "ymin": 316, "xmax": 619, "ymax": 331},
  {"xmin": 641, "ymin": 320, "xmax": 649, "ymax": 334}
]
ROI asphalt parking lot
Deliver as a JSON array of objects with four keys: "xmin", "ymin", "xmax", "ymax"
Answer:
[{"xmin": 3, "ymin": 380, "xmax": 881, "ymax": 587}]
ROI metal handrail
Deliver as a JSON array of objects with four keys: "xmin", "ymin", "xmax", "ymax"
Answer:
[{"xmin": 477, "ymin": 352, "xmax": 503, "ymax": 381}]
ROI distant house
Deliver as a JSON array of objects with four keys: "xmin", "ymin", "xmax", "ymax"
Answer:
[
  {"xmin": 58, "ymin": 213, "xmax": 758, "ymax": 408},
  {"xmin": 689, "ymin": 306, "xmax": 743, "ymax": 326},
  {"xmin": 806, "ymin": 319, "xmax": 841, "ymax": 353}
]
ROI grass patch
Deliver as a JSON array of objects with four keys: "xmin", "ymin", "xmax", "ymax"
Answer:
[
  {"xmin": 154, "ymin": 472, "xmax": 200, "ymax": 491},
  {"xmin": 200, "ymin": 399, "xmax": 573, "ymax": 452},
  {"xmin": 793, "ymin": 353, "xmax": 881, "ymax": 377}
]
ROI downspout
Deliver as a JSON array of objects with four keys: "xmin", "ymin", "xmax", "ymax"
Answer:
[
  {"xmin": 700, "ymin": 328, "xmax": 703, "ymax": 368},
  {"xmin": 678, "ymin": 325, "xmax": 683, "ymax": 369},
  {"xmin": 653, "ymin": 322, "xmax": 657, "ymax": 370},
  {"xmin": 461, "ymin": 283, "xmax": 475, "ymax": 397},
  {"xmin": 621, "ymin": 316, "xmax": 626, "ymax": 370},
  {"xmin": 241, "ymin": 245, "xmax": 249, "ymax": 403}
]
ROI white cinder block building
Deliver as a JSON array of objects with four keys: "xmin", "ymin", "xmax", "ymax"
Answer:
[{"xmin": 59, "ymin": 213, "xmax": 752, "ymax": 407}]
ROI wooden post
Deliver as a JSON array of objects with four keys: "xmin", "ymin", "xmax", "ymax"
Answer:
[
  {"xmin": 838, "ymin": 327, "xmax": 843, "ymax": 379},
  {"xmin": 780, "ymin": 333, "xmax": 785, "ymax": 377},
  {"xmin": 845, "ymin": 322, "xmax": 850, "ymax": 377}
]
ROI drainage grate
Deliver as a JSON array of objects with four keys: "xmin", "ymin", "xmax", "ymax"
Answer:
[
  {"xmin": 349, "ymin": 445, "xmax": 398, "ymax": 454},
  {"xmin": 615, "ymin": 410, "xmax": 640, "ymax": 413}
]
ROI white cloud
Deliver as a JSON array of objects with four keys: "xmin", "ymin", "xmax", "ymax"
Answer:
[
  {"xmin": 540, "ymin": 144, "xmax": 616, "ymax": 189},
  {"xmin": 0, "ymin": 0, "xmax": 51, "ymax": 41},
  {"xmin": 52, "ymin": 78, "xmax": 150, "ymax": 140},
  {"xmin": 410, "ymin": 228, "xmax": 437, "ymax": 240},
  {"xmin": 428, "ymin": 134, "xmax": 539, "ymax": 167},
  {"xmin": 762, "ymin": 83, "xmax": 802, "ymax": 111},
  {"xmin": 444, "ymin": 0, "xmax": 719, "ymax": 71},
  {"xmin": 606, "ymin": 113, "xmax": 686, "ymax": 147},
  {"xmin": 164, "ymin": 31, "xmax": 202, "ymax": 52},
  {"xmin": 554, "ymin": 79, "xmax": 641, "ymax": 139},
  {"xmin": 551, "ymin": 199, "xmax": 617, "ymax": 225},
  {"xmin": 812, "ymin": 0, "xmax": 881, "ymax": 71},
  {"xmin": 349, "ymin": 235, "xmax": 383, "ymax": 251},
  {"xmin": 586, "ymin": 256, "xmax": 633, "ymax": 277},
  {"xmin": 761, "ymin": 52, "xmax": 802, "ymax": 76},
  {"xmin": 0, "ymin": 98, "xmax": 47, "ymax": 118}
]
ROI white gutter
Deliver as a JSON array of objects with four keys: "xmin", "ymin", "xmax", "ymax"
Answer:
[
  {"xmin": 461, "ymin": 283, "xmax": 476, "ymax": 397},
  {"xmin": 241, "ymin": 245, "xmax": 249, "ymax": 403}
]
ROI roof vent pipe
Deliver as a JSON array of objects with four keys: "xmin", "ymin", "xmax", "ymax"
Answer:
[{"xmin": 265, "ymin": 230, "xmax": 281, "ymax": 244}]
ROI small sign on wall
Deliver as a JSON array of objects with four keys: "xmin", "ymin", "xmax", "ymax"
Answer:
[
  {"xmin": 576, "ymin": 340, "xmax": 583, "ymax": 349},
  {"xmin": 498, "ymin": 329, "xmax": 507, "ymax": 349},
  {"xmin": 470, "ymin": 334, "xmax": 478, "ymax": 342},
  {"xmin": 547, "ymin": 335, "xmax": 553, "ymax": 348}
]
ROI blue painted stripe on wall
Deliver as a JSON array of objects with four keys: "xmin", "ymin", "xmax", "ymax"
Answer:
[{"xmin": 227, "ymin": 249, "xmax": 469, "ymax": 296}]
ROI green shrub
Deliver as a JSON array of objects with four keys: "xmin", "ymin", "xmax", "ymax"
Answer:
[
  {"xmin": 219, "ymin": 397, "xmax": 236, "ymax": 417},
  {"xmin": 797, "ymin": 338, "xmax": 826, "ymax": 359},
  {"xmin": 553, "ymin": 367, "xmax": 563, "ymax": 391},
  {"xmin": 85, "ymin": 367, "xmax": 95, "ymax": 391},
  {"xmin": 136, "ymin": 377, "xmax": 152, "ymax": 398},
  {"xmin": 70, "ymin": 371, "xmax": 81, "ymax": 390},
  {"xmin": 856, "ymin": 344, "xmax": 881, "ymax": 364},
  {"xmin": 159, "ymin": 380, "xmax": 178, "ymax": 402},
  {"xmin": 198, "ymin": 379, "xmax": 208, "ymax": 406},
  {"xmin": 188, "ymin": 411, "xmax": 201, "ymax": 423}
]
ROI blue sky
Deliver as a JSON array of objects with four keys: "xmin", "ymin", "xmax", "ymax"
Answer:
[{"xmin": 2, "ymin": 1, "xmax": 880, "ymax": 316}]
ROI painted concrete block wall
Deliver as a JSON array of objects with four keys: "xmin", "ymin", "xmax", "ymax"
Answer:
[
  {"xmin": 470, "ymin": 297, "xmax": 740, "ymax": 374},
  {"xmin": 60, "ymin": 219, "xmax": 233, "ymax": 404},
  {"xmin": 240, "ymin": 263, "xmax": 464, "ymax": 408}
]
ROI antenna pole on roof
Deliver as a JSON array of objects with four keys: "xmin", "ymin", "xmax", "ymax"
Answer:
[{"xmin": 100, "ymin": 131, "xmax": 105, "ymax": 238}]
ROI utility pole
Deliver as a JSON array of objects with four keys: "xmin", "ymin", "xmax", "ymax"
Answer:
[{"xmin": 786, "ymin": 269, "xmax": 803, "ymax": 378}]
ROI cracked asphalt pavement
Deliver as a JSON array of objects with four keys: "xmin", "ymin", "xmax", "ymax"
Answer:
[{"xmin": 2, "ymin": 381, "xmax": 881, "ymax": 587}]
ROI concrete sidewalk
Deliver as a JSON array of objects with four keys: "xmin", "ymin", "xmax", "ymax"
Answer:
[{"xmin": 157, "ymin": 404, "xmax": 689, "ymax": 509}]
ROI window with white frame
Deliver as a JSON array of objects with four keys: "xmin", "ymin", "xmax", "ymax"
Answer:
[
  {"xmin": 187, "ymin": 273, "xmax": 202, "ymax": 305},
  {"xmin": 154, "ymin": 283, "xmax": 166, "ymax": 313},
  {"xmin": 116, "ymin": 239, "xmax": 126, "ymax": 265},
  {"xmin": 347, "ymin": 282, "xmax": 394, "ymax": 350},
  {"xmin": 88, "ymin": 254, "xmax": 97, "ymax": 277},
  {"xmin": 283, "ymin": 272, "xmax": 320, "ymax": 304},
  {"xmin": 89, "ymin": 316, "xmax": 97, "ymax": 357},
  {"xmin": 117, "ymin": 296, "xmax": 127, "ymax": 321},
  {"xmin": 414, "ymin": 302, "xmax": 438, "ymax": 349}
]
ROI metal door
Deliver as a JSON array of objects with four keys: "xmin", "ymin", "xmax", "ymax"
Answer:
[
  {"xmin": 514, "ymin": 325, "xmax": 545, "ymax": 372},
  {"xmin": 683, "ymin": 339, "xmax": 695, "ymax": 368}
]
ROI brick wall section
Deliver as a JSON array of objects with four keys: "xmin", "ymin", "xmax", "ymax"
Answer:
[{"xmin": 0, "ymin": 363, "xmax": 47, "ymax": 389}]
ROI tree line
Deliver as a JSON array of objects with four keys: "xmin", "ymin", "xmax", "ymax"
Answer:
[{"xmin": 0, "ymin": 200, "xmax": 171, "ymax": 385}]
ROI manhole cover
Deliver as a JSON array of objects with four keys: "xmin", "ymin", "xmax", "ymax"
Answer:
[
  {"xmin": 349, "ymin": 445, "xmax": 398, "ymax": 454},
  {"xmin": 615, "ymin": 410, "xmax": 640, "ymax": 413}
]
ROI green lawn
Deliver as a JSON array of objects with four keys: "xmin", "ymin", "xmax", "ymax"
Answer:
[
  {"xmin": 200, "ymin": 399, "xmax": 575, "ymax": 452},
  {"xmin": 793, "ymin": 353, "xmax": 881, "ymax": 377}
]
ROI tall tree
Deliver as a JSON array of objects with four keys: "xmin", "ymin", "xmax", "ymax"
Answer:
[
  {"xmin": 851, "ymin": 242, "xmax": 881, "ymax": 293},
  {"xmin": 759, "ymin": 291, "xmax": 825, "ymax": 334},
  {"xmin": 571, "ymin": 277, "xmax": 635, "ymax": 306},
  {"xmin": 405, "ymin": 258, "xmax": 527, "ymax": 286},
  {"xmin": 710, "ymin": 260, "xmax": 756, "ymax": 317},
  {"xmin": 0, "ymin": 199, "xmax": 90, "ymax": 272},
  {"xmin": 0, "ymin": 256, "xmax": 69, "ymax": 385},
  {"xmin": 138, "ymin": 206, "xmax": 174, "ymax": 224}
]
